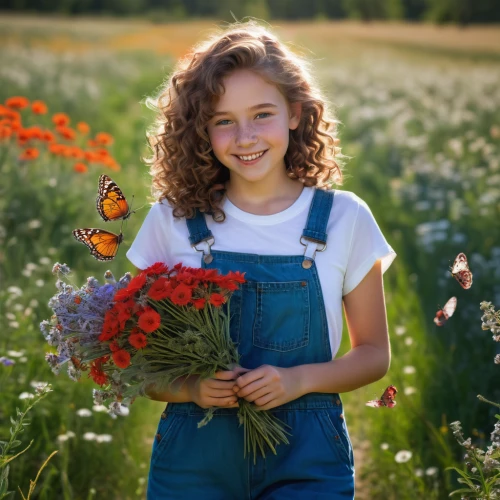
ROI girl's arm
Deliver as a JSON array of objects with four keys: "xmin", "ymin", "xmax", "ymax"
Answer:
[{"xmin": 294, "ymin": 258, "xmax": 391, "ymax": 395}]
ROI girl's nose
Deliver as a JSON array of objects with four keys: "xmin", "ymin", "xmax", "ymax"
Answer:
[{"xmin": 235, "ymin": 126, "xmax": 258, "ymax": 147}]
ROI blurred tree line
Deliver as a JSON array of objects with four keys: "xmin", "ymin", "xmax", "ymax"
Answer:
[{"xmin": 1, "ymin": 0, "xmax": 499, "ymax": 24}]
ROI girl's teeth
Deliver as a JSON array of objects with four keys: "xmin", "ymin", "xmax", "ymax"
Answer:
[{"xmin": 238, "ymin": 151, "xmax": 265, "ymax": 161}]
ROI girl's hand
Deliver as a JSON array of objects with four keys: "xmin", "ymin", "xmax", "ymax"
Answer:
[
  {"xmin": 232, "ymin": 364, "xmax": 303, "ymax": 411},
  {"xmin": 188, "ymin": 366, "xmax": 249, "ymax": 409}
]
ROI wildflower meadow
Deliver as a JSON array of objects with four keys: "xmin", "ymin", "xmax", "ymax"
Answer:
[{"xmin": 0, "ymin": 15, "xmax": 499, "ymax": 499}]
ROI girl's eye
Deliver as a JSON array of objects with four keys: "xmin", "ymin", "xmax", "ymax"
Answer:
[{"xmin": 215, "ymin": 112, "xmax": 272, "ymax": 126}]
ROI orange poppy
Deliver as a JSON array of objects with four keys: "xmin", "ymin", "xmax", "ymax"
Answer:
[
  {"xmin": 31, "ymin": 100, "xmax": 48, "ymax": 114},
  {"xmin": 19, "ymin": 148, "xmax": 39, "ymax": 160},
  {"xmin": 73, "ymin": 163, "xmax": 88, "ymax": 173},
  {"xmin": 6, "ymin": 96, "xmax": 29, "ymax": 109},
  {"xmin": 77, "ymin": 121, "xmax": 90, "ymax": 134},
  {"xmin": 52, "ymin": 112, "xmax": 70, "ymax": 127}
]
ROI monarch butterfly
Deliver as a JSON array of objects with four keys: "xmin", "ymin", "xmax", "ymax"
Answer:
[
  {"xmin": 450, "ymin": 252, "xmax": 473, "ymax": 290},
  {"xmin": 434, "ymin": 296, "xmax": 457, "ymax": 326},
  {"xmin": 72, "ymin": 228, "xmax": 123, "ymax": 261},
  {"xmin": 96, "ymin": 174, "xmax": 133, "ymax": 222},
  {"xmin": 366, "ymin": 385, "xmax": 398, "ymax": 408}
]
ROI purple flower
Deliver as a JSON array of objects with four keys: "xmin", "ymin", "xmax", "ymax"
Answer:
[{"xmin": 0, "ymin": 356, "xmax": 15, "ymax": 366}]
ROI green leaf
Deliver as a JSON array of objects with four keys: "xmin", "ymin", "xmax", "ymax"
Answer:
[
  {"xmin": 449, "ymin": 488, "xmax": 480, "ymax": 496},
  {"xmin": 8, "ymin": 442, "xmax": 21, "ymax": 450},
  {"xmin": 8, "ymin": 418, "xmax": 16, "ymax": 427}
]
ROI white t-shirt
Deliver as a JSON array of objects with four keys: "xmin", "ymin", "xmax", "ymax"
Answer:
[{"xmin": 126, "ymin": 187, "xmax": 396, "ymax": 359}]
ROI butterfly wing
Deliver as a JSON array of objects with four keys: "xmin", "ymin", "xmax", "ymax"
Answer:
[
  {"xmin": 96, "ymin": 174, "xmax": 130, "ymax": 222},
  {"xmin": 365, "ymin": 399, "xmax": 385, "ymax": 408},
  {"xmin": 450, "ymin": 253, "xmax": 473, "ymax": 289},
  {"xmin": 73, "ymin": 228, "xmax": 123, "ymax": 261},
  {"xmin": 433, "ymin": 309, "xmax": 447, "ymax": 326},
  {"xmin": 443, "ymin": 296, "xmax": 457, "ymax": 318}
]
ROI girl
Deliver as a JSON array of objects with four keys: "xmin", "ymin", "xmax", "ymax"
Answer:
[{"xmin": 127, "ymin": 20, "xmax": 396, "ymax": 500}]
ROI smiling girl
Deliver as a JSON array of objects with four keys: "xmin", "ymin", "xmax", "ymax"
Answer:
[{"xmin": 127, "ymin": 19, "xmax": 396, "ymax": 500}]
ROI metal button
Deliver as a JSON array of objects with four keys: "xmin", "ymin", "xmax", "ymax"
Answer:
[
  {"xmin": 203, "ymin": 254, "xmax": 213, "ymax": 264},
  {"xmin": 155, "ymin": 433, "xmax": 162, "ymax": 442},
  {"xmin": 339, "ymin": 413, "xmax": 344, "ymax": 419},
  {"xmin": 301, "ymin": 281, "xmax": 307, "ymax": 286},
  {"xmin": 334, "ymin": 435, "xmax": 340, "ymax": 440},
  {"xmin": 161, "ymin": 412, "xmax": 167, "ymax": 419},
  {"xmin": 336, "ymin": 399, "xmax": 341, "ymax": 405},
  {"xmin": 302, "ymin": 259, "xmax": 313, "ymax": 269}
]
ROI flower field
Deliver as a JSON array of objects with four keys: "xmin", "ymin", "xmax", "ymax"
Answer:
[{"xmin": 0, "ymin": 15, "xmax": 499, "ymax": 499}]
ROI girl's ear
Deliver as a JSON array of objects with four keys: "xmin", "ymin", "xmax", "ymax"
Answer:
[{"xmin": 288, "ymin": 102, "xmax": 302, "ymax": 131}]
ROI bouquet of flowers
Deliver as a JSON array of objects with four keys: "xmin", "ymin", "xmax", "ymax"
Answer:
[{"xmin": 41, "ymin": 262, "xmax": 291, "ymax": 463}]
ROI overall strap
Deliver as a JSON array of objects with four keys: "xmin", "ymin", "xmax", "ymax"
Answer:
[
  {"xmin": 185, "ymin": 210, "xmax": 214, "ymax": 263},
  {"xmin": 300, "ymin": 188, "xmax": 335, "ymax": 269}
]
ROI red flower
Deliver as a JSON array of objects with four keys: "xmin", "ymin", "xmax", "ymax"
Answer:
[
  {"xmin": 147, "ymin": 277, "xmax": 171, "ymax": 301},
  {"xmin": 89, "ymin": 357, "xmax": 109, "ymax": 386},
  {"xmin": 114, "ymin": 287, "xmax": 135, "ymax": 302},
  {"xmin": 129, "ymin": 332, "xmax": 148, "ymax": 349},
  {"xmin": 137, "ymin": 307, "xmax": 161, "ymax": 333},
  {"xmin": 127, "ymin": 273, "xmax": 147, "ymax": 293},
  {"xmin": 99, "ymin": 318, "xmax": 120, "ymax": 341},
  {"xmin": 192, "ymin": 298, "xmax": 206, "ymax": 310},
  {"xmin": 144, "ymin": 262, "xmax": 169, "ymax": 276},
  {"xmin": 170, "ymin": 283, "xmax": 193, "ymax": 306},
  {"xmin": 217, "ymin": 279, "xmax": 239, "ymax": 291},
  {"xmin": 209, "ymin": 293, "xmax": 226, "ymax": 308},
  {"xmin": 109, "ymin": 340, "xmax": 120, "ymax": 352},
  {"xmin": 112, "ymin": 349, "xmax": 131, "ymax": 369}
]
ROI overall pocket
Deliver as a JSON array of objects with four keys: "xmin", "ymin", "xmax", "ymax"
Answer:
[
  {"xmin": 253, "ymin": 280, "xmax": 310, "ymax": 352},
  {"xmin": 150, "ymin": 410, "xmax": 184, "ymax": 465},
  {"xmin": 321, "ymin": 409, "xmax": 354, "ymax": 469}
]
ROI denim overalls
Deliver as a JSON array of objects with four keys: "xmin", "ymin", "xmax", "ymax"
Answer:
[{"xmin": 147, "ymin": 188, "xmax": 355, "ymax": 499}]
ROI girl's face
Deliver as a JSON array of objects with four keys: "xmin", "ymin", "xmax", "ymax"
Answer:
[{"xmin": 207, "ymin": 69, "xmax": 301, "ymax": 190}]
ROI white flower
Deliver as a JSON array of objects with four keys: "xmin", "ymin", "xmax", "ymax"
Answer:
[
  {"xmin": 48, "ymin": 177, "xmax": 57, "ymax": 187},
  {"xmin": 7, "ymin": 286, "xmax": 22, "ymax": 297},
  {"xmin": 414, "ymin": 468, "xmax": 424, "ymax": 477},
  {"xmin": 83, "ymin": 432, "xmax": 97, "ymax": 441},
  {"xmin": 35, "ymin": 279, "xmax": 45, "ymax": 287},
  {"xmin": 66, "ymin": 431, "xmax": 76, "ymax": 438},
  {"xmin": 76, "ymin": 408, "xmax": 92, "ymax": 417},
  {"xmin": 7, "ymin": 350, "xmax": 25, "ymax": 357},
  {"xmin": 39, "ymin": 256, "xmax": 51, "ymax": 265},
  {"xmin": 26, "ymin": 262, "xmax": 38, "ymax": 271},
  {"xmin": 57, "ymin": 434, "xmax": 70, "ymax": 443},
  {"xmin": 29, "ymin": 299, "xmax": 39, "ymax": 308},
  {"xmin": 404, "ymin": 337, "xmax": 414, "ymax": 346},
  {"xmin": 395, "ymin": 450, "xmax": 413, "ymax": 463},
  {"xmin": 8, "ymin": 321, "xmax": 19, "ymax": 329},
  {"xmin": 6, "ymin": 313, "xmax": 16, "ymax": 320},
  {"xmin": 23, "ymin": 307, "xmax": 33, "ymax": 317},
  {"xmin": 30, "ymin": 380, "xmax": 49, "ymax": 389},
  {"xmin": 96, "ymin": 434, "xmax": 113, "ymax": 443},
  {"xmin": 404, "ymin": 387, "xmax": 417, "ymax": 395},
  {"xmin": 403, "ymin": 366, "xmax": 416, "ymax": 375},
  {"xmin": 395, "ymin": 326, "xmax": 406, "ymax": 336},
  {"xmin": 27, "ymin": 219, "xmax": 42, "ymax": 229},
  {"xmin": 48, "ymin": 247, "xmax": 57, "ymax": 255},
  {"xmin": 425, "ymin": 466, "xmax": 438, "ymax": 476},
  {"xmin": 18, "ymin": 357, "xmax": 28, "ymax": 363},
  {"xmin": 19, "ymin": 392, "xmax": 35, "ymax": 400},
  {"xmin": 21, "ymin": 269, "xmax": 31, "ymax": 277},
  {"xmin": 380, "ymin": 442, "xmax": 389, "ymax": 450},
  {"xmin": 13, "ymin": 304, "xmax": 23, "ymax": 312},
  {"xmin": 92, "ymin": 404, "xmax": 108, "ymax": 413},
  {"xmin": 117, "ymin": 405, "xmax": 130, "ymax": 417}
]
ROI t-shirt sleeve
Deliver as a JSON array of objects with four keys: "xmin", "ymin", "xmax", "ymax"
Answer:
[
  {"xmin": 342, "ymin": 197, "xmax": 397, "ymax": 296},
  {"xmin": 126, "ymin": 202, "xmax": 170, "ymax": 271}
]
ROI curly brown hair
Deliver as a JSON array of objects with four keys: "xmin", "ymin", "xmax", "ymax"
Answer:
[{"xmin": 144, "ymin": 19, "xmax": 347, "ymax": 222}]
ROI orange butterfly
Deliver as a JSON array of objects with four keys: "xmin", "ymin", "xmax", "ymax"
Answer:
[
  {"xmin": 73, "ymin": 228, "xmax": 123, "ymax": 261},
  {"xmin": 73, "ymin": 175, "xmax": 133, "ymax": 261},
  {"xmin": 96, "ymin": 174, "xmax": 134, "ymax": 222}
]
